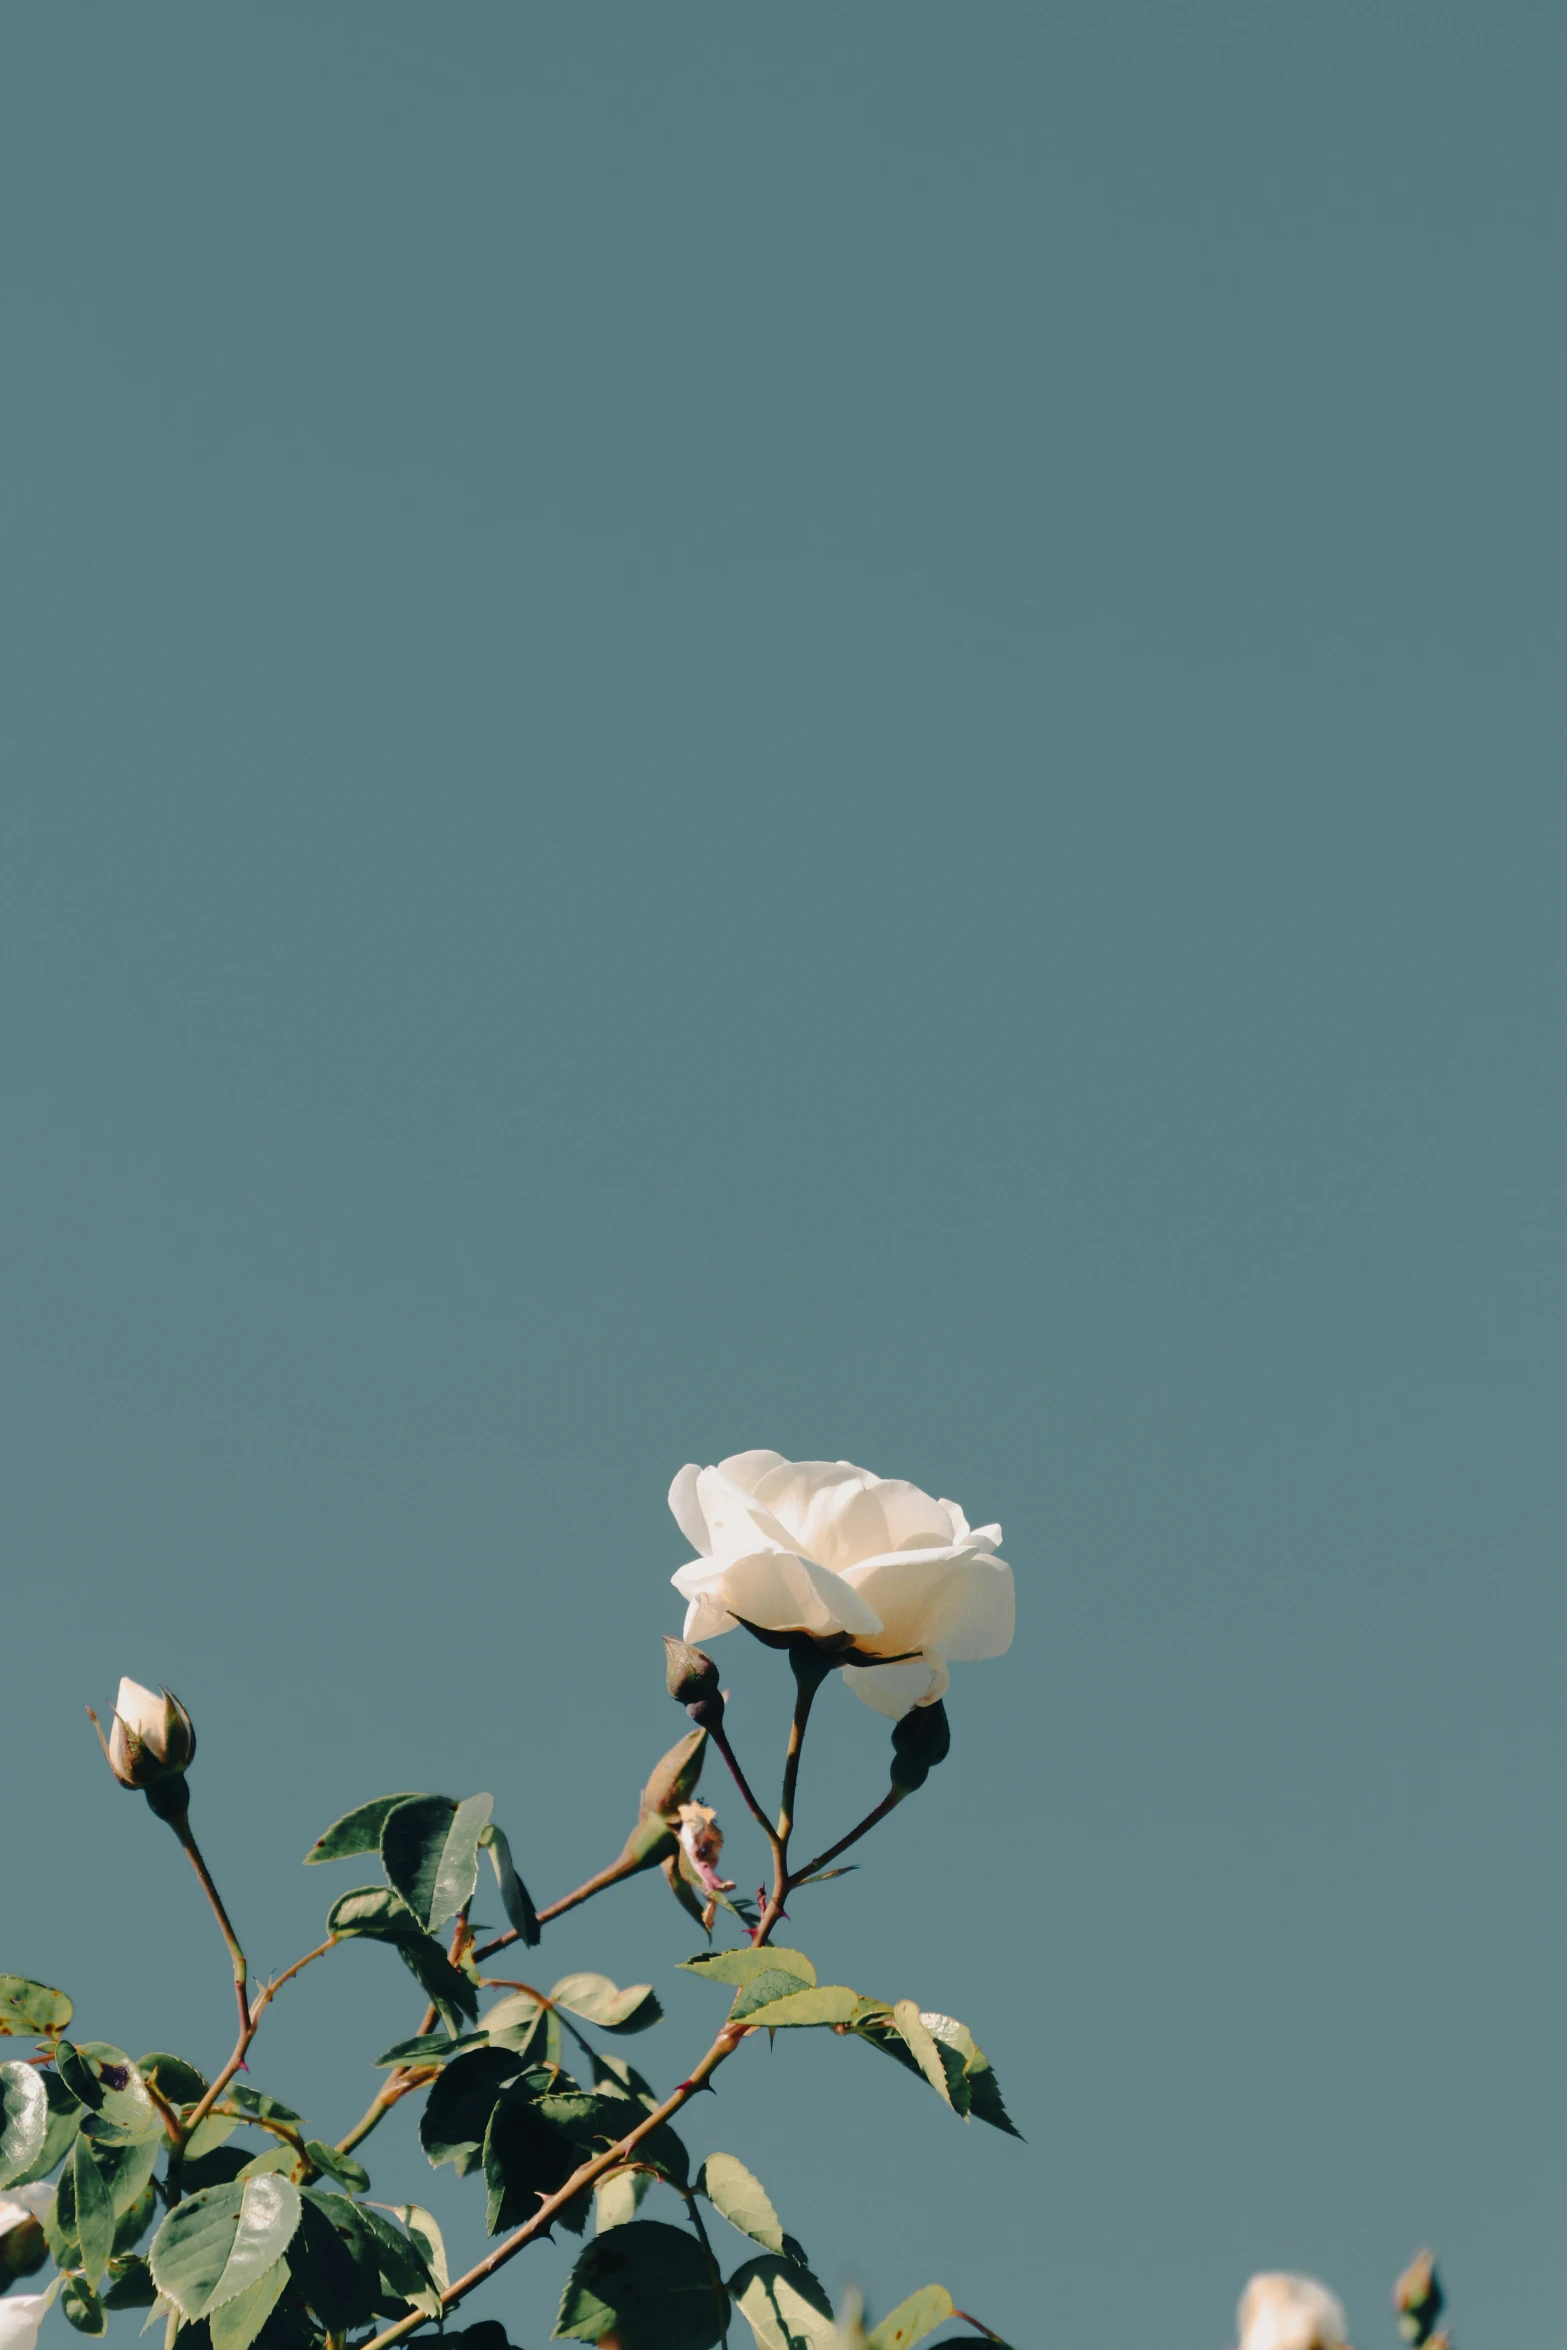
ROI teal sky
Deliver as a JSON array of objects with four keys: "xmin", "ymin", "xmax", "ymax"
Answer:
[{"xmin": 3, "ymin": 9, "xmax": 1562, "ymax": 2347}]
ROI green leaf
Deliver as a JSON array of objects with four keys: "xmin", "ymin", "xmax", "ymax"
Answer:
[
  {"xmin": 352, "ymin": 2204, "xmax": 440, "ymax": 2316},
  {"xmin": 734, "ymin": 1986, "xmax": 862, "ymax": 2030},
  {"xmin": 149, "ymin": 2175, "xmax": 303, "ymax": 2322},
  {"xmin": 61, "ymin": 2274, "xmax": 108, "ymax": 2335},
  {"xmin": 865, "ymin": 2287, "xmax": 955, "ymax": 2350},
  {"xmin": 303, "ymin": 2142, "xmax": 368, "ymax": 2194},
  {"xmin": 478, "ymin": 1823, "xmax": 541, "ymax": 1949},
  {"xmin": 0, "ymin": 1977, "xmax": 73, "ymax": 2039},
  {"xmin": 916, "ymin": 2016, "xmax": 1021, "ymax": 2139},
  {"xmin": 206, "ymin": 2256, "xmax": 290, "ymax": 2350},
  {"xmin": 294, "ymin": 2191, "xmax": 382, "ymax": 2329},
  {"xmin": 55, "ymin": 2045, "xmax": 159, "ymax": 2144},
  {"xmin": 548, "ymin": 1975, "xmax": 663, "ymax": 2035},
  {"xmin": 91, "ymin": 2133, "xmax": 160, "ymax": 2224},
  {"xmin": 112, "ymin": 2175, "xmax": 158, "ymax": 2257},
  {"xmin": 103, "ymin": 2255, "xmax": 160, "ymax": 2310},
  {"xmin": 696, "ymin": 2152, "xmax": 783, "ymax": 2253},
  {"xmin": 393, "ymin": 2206, "xmax": 447, "ymax": 2296},
  {"xmin": 235, "ymin": 2146, "xmax": 297, "ymax": 2182},
  {"xmin": 139, "ymin": 2056, "xmax": 210, "ymax": 2107},
  {"xmin": 481, "ymin": 2083, "xmax": 581, "ymax": 2234},
  {"xmin": 380, "ymin": 1793, "xmax": 494, "ymax": 1934},
  {"xmin": 890, "ymin": 2005, "xmax": 953, "ymax": 2107},
  {"xmin": 325, "ymin": 1889, "xmax": 478, "ymax": 2032},
  {"xmin": 396, "ymin": 1937, "xmax": 480, "ymax": 2035},
  {"xmin": 324, "ymin": 1885, "xmax": 415, "ymax": 1938},
  {"xmin": 302, "ymin": 1794, "xmax": 427, "ymax": 1865},
  {"xmin": 182, "ymin": 2117, "xmax": 238, "ymax": 2164},
  {"xmin": 680, "ymin": 1946, "xmax": 816, "ymax": 1992},
  {"xmin": 72, "ymin": 2132, "xmax": 119, "ymax": 2287},
  {"xmin": 594, "ymin": 2167, "xmax": 651, "ymax": 2231},
  {"xmin": 555, "ymin": 2219, "xmax": 725, "ymax": 2350},
  {"xmin": 727, "ymin": 2253, "xmax": 838, "ymax": 2350},
  {"xmin": 9, "ymin": 2069, "xmax": 81, "ymax": 2188},
  {"xmin": 418, "ymin": 2047, "xmax": 525, "ymax": 2174},
  {"xmin": 374, "ymin": 2031, "xmax": 488, "ymax": 2068},
  {"xmin": 480, "ymin": 1991, "xmax": 547, "ymax": 2059},
  {"xmin": 224, "ymin": 2088, "xmax": 303, "ymax": 2128},
  {"xmin": 0, "ymin": 2060, "xmax": 50, "ymax": 2187}
]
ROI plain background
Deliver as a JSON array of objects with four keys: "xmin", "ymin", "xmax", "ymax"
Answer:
[{"xmin": 2, "ymin": 8, "xmax": 1563, "ymax": 2347}]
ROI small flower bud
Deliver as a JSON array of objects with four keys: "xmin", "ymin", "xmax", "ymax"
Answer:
[
  {"xmin": 639, "ymin": 1727, "xmax": 708, "ymax": 1820},
  {"xmin": 663, "ymin": 1636, "xmax": 725, "ymax": 1728},
  {"xmin": 0, "ymin": 2189, "xmax": 52, "ymax": 2287},
  {"xmin": 889, "ymin": 1698, "xmax": 951, "ymax": 1795},
  {"xmin": 92, "ymin": 1679, "xmax": 197, "ymax": 1791},
  {"xmin": 1394, "ymin": 2253, "xmax": 1444, "ymax": 2348},
  {"xmin": 676, "ymin": 1801, "xmax": 735, "ymax": 1896},
  {"xmin": 1237, "ymin": 2274, "xmax": 1351, "ymax": 2350}
]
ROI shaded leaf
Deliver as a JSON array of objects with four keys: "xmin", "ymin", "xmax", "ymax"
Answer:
[
  {"xmin": 865, "ymin": 2286, "xmax": 955, "ymax": 2350},
  {"xmin": 352, "ymin": 2205, "xmax": 439, "ymax": 2316},
  {"xmin": 302, "ymin": 2143, "xmax": 368, "ymax": 2195},
  {"xmin": 179, "ymin": 2147, "xmax": 253, "ymax": 2195},
  {"xmin": 548, "ymin": 1975, "xmax": 663, "ymax": 2036},
  {"xmin": 396, "ymin": 1940, "xmax": 479, "ymax": 2035},
  {"xmin": 295, "ymin": 2192, "xmax": 383, "ymax": 2327},
  {"xmin": 697, "ymin": 2152, "xmax": 783, "ymax": 2253},
  {"xmin": 381, "ymin": 1794, "xmax": 493, "ymax": 1935},
  {"xmin": 103, "ymin": 2256, "xmax": 159, "ymax": 2310},
  {"xmin": 61, "ymin": 2275, "xmax": 108, "ymax": 2335},
  {"xmin": 0, "ymin": 1978, "xmax": 73, "ymax": 2040},
  {"xmin": 149, "ymin": 2176, "xmax": 303, "ymax": 2322},
  {"xmin": 374, "ymin": 2031, "xmax": 488, "ymax": 2069},
  {"xmin": 325, "ymin": 1889, "xmax": 477, "ymax": 2032},
  {"xmin": 303, "ymin": 1794, "xmax": 427, "ymax": 1865},
  {"xmin": 555, "ymin": 2219, "xmax": 725, "ymax": 2350},
  {"xmin": 890, "ymin": 2006, "xmax": 953, "ymax": 2108},
  {"xmin": 183, "ymin": 2117, "xmax": 238, "ymax": 2165},
  {"xmin": 206, "ymin": 2257, "xmax": 290, "ymax": 2350},
  {"xmin": 917, "ymin": 2017, "xmax": 1021, "ymax": 2140},
  {"xmin": 478, "ymin": 1824, "xmax": 540, "ymax": 1949},
  {"xmin": 72, "ymin": 2132, "xmax": 119, "ymax": 2287},
  {"xmin": 419, "ymin": 2048, "xmax": 525, "ymax": 2175},
  {"xmin": 56, "ymin": 2044, "xmax": 159, "ymax": 2144},
  {"xmin": 235, "ymin": 2147, "xmax": 298, "ymax": 2182},
  {"xmin": 728, "ymin": 2253, "xmax": 837, "ymax": 2350},
  {"xmin": 482, "ymin": 2084, "xmax": 581, "ymax": 2235},
  {"xmin": 225, "ymin": 2089, "xmax": 303, "ymax": 2129},
  {"xmin": 0, "ymin": 2061, "xmax": 50, "ymax": 2188}
]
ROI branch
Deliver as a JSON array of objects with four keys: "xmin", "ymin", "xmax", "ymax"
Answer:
[
  {"xmin": 170, "ymin": 1937, "xmax": 337, "ymax": 2173},
  {"xmin": 356, "ymin": 2018, "xmax": 754, "ymax": 2350},
  {"xmin": 709, "ymin": 1723, "xmax": 783, "ymax": 1861}
]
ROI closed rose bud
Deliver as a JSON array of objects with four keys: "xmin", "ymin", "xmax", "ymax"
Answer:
[
  {"xmin": 1394, "ymin": 2253, "xmax": 1443, "ymax": 2347},
  {"xmin": 1237, "ymin": 2274, "xmax": 1351, "ymax": 2350},
  {"xmin": 676, "ymin": 1801, "xmax": 735, "ymax": 1895},
  {"xmin": 0, "ymin": 2190, "xmax": 51, "ymax": 2288},
  {"xmin": 889, "ymin": 1698, "xmax": 951, "ymax": 1794},
  {"xmin": 639, "ymin": 1727, "xmax": 708, "ymax": 1820},
  {"xmin": 663, "ymin": 1636, "xmax": 725, "ymax": 1728},
  {"xmin": 95, "ymin": 1678, "xmax": 197, "ymax": 1790}
]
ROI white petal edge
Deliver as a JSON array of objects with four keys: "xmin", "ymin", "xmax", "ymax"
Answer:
[{"xmin": 841, "ymin": 1653, "xmax": 950, "ymax": 1718}]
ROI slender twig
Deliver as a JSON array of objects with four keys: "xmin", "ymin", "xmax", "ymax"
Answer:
[
  {"xmin": 160, "ymin": 1806, "xmax": 251, "ymax": 2039},
  {"xmin": 787, "ymin": 1789, "xmax": 903, "ymax": 1887},
  {"xmin": 471, "ymin": 1850, "xmax": 652, "ymax": 1964},
  {"xmin": 333, "ymin": 2066, "xmax": 440, "ymax": 2158},
  {"xmin": 356, "ymin": 2017, "xmax": 754, "ymax": 2350},
  {"xmin": 709, "ymin": 1723, "xmax": 783, "ymax": 1859},
  {"xmin": 208, "ymin": 2103, "xmax": 311, "ymax": 2165},
  {"xmin": 172, "ymin": 1937, "xmax": 337, "ymax": 2170}
]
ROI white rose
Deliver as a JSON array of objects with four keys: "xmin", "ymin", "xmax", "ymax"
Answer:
[
  {"xmin": 0, "ymin": 2297, "xmax": 49, "ymax": 2350},
  {"xmin": 1237, "ymin": 2275, "xmax": 1352, "ymax": 2350},
  {"xmin": 104, "ymin": 1676, "xmax": 196, "ymax": 1786},
  {"xmin": 668, "ymin": 1451, "xmax": 1014, "ymax": 1718}
]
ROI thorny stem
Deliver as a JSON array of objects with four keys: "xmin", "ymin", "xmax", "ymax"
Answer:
[
  {"xmin": 471, "ymin": 1852, "xmax": 652, "ymax": 1965},
  {"xmin": 357, "ymin": 2017, "xmax": 753, "ymax": 2350},
  {"xmin": 334, "ymin": 2067, "xmax": 440, "ymax": 2158},
  {"xmin": 709, "ymin": 1723, "xmax": 783, "ymax": 1861},
  {"xmin": 162, "ymin": 1937, "xmax": 337, "ymax": 2195}
]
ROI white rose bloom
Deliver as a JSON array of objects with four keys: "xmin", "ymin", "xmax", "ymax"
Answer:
[
  {"xmin": 0, "ymin": 2297, "xmax": 49, "ymax": 2350},
  {"xmin": 668, "ymin": 1451, "xmax": 1014, "ymax": 1718},
  {"xmin": 1237, "ymin": 2274, "xmax": 1352, "ymax": 2350}
]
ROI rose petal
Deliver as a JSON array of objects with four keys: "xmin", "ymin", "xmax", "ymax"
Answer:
[
  {"xmin": 838, "ymin": 1549, "xmax": 1014, "ymax": 1661},
  {"xmin": 668, "ymin": 1464, "xmax": 711, "ymax": 1555},
  {"xmin": 711, "ymin": 1549, "xmax": 884, "ymax": 1639},
  {"xmin": 841, "ymin": 1653, "xmax": 950, "ymax": 1718}
]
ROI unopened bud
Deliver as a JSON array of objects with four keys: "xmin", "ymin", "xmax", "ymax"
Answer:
[
  {"xmin": 889, "ymin": 1699, "xmax": 951, "ymax": 1795},
  {"xmin": 1394, "ymin": 2253, "xmax": 1443, "ymax": 2348},
  {"xmin": 1237, "ymin": 2274, "xmax": 1351, "ymax": 2350},
  {"xmin": 91, "ymin": 1679, "xmax": 197, "ymax": 1792},
  {"xmin": 663, "ymin": 1637, "xmax": 725, "ymax": 1728},
  {"xmin": 639, "ymin": 1726, "xmax": 708, "ymax": 1819},
  {"xmin": 0, "ymin": 2189, "xmax": 52, "ymax": 2287}
]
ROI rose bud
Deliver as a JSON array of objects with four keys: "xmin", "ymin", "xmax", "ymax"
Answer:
[
  {"xmin": 0, "ymin": 2189, "xmax": 51, "ymax": 2288},
  {"xmin": 676, "ymin": 1800, "xmax": 735, "ymax": 1896},
  {"xmin": 889, "ymin": 1698, "xmax": 951, "ymax": 1794},
  {"xmin": 95, "ymin": 1677, "xmax": 197, "ymax": 1790},
  {"xmin": 663, "ymin": 1636, "xmax": 725, "ymax": 1729},
  {"xmin": 1394, "ymin": 2253, "xmax": 1444, "ymax": 2347},
  {"xmin": 1237, "ymin": 2274, "xmax": 1352, "ymax": 2350}
]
